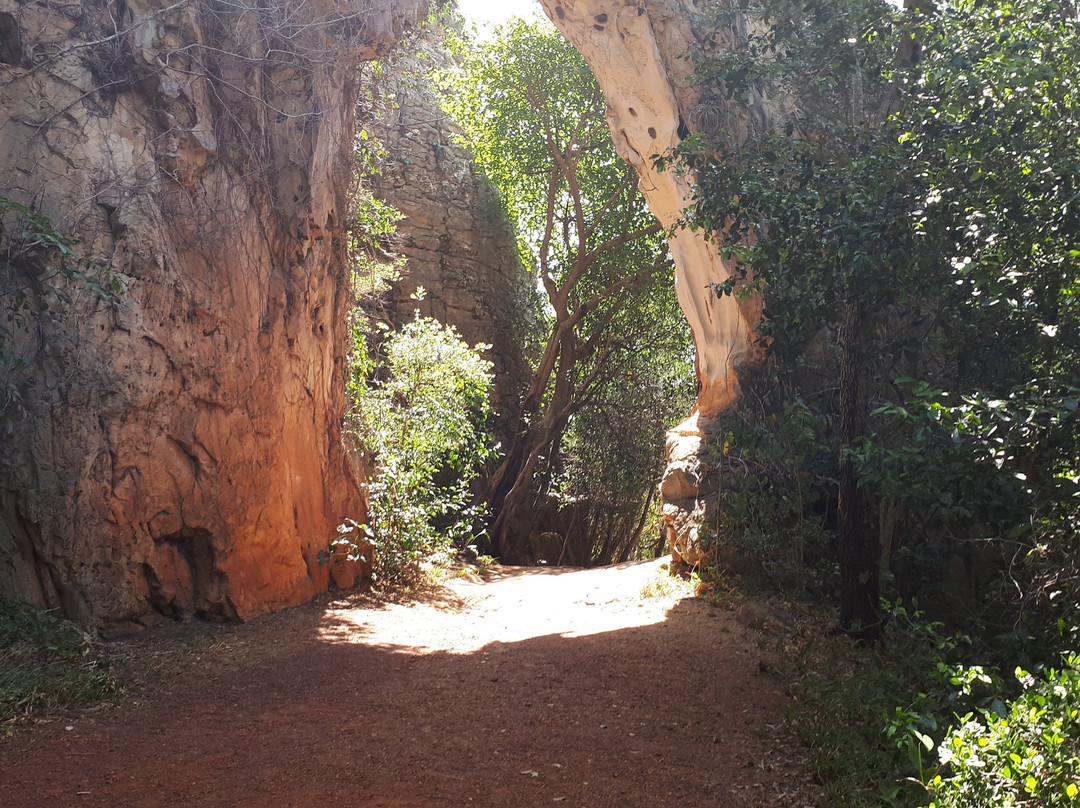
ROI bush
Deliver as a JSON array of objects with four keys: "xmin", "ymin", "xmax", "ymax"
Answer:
[
  {"xmin": 0, "ymin": 600, "xmax": 118, "ymax": 724},
  {"xmin": 794, "ymin": 606, "xmax": 1080, "ymax": 808},
  {"xmin": 791, "ymin": 603, "xmax": 971, "ymax": 808},
  {"xmin": 707, "ymin": 396, "xmax": 836, "ymax": 590},
  {"xmin": 857, "ymin": 381, "xmax": 1080, "ymax": 618},
  {"xmin": 343, "ymin": 309, "xmax": 494, "ymax": 581},
  {"xmin": 924, "ymin": 648, "xmax": 1080, "ymax": 808}
]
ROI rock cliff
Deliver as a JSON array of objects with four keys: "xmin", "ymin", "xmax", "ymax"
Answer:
[
  {"xmin": 0, "ymin": 0, "xmax": 426, "ymax": 626},
  {"xmin": 366, "ymin": 35, "xmax": 535, "ymax": 436},
  {"xmin": 538, "ymin": 0, "xmax": 771, "ymax": 566}
]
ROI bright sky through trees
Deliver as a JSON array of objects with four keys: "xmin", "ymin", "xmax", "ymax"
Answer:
[{"xmin": 454, "ymin": 0, "xmax": 542, "ymax": 27}]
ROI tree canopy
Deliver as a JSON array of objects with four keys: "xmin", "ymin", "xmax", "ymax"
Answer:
[
  {"xmin": 673, "ymin": 0, "xmax": 1080, "ymax": 802},
  {"xmin": 442, "ymin": 17, "xmax": 694, "ymax": 563}
]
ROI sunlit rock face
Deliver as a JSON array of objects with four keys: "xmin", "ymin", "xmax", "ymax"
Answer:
[
  {"xmin": 538, "ymin": 0, "xmax": 770, "ymax": 565},
  {"xmin": 0, "ymin": 0, "xmax": 427, "ymax": 626},
  {"xmin": 539, "ymin": 0, "xmax": 764, "ymax": 415}
]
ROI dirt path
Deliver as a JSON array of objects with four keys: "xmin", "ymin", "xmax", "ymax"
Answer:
[{"xmin": 1, "ymin": 559, "xmax": 816, "ymax": 807}]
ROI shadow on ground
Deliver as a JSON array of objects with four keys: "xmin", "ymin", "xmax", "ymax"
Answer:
[{"xmin": 0, "ymin": 564, "xmax": 809, "ymax": 808}]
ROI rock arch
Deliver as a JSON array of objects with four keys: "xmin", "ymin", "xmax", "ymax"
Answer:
[{"xmin": 538, "ymin": 0, "xmax": 770, "ymax": 565}]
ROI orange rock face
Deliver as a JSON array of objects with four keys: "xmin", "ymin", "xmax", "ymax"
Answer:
[{"xmin": 0, "ymin": 0, "xmax": 426, "ymax": 626}]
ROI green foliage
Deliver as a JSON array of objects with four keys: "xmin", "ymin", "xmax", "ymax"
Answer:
[
  {"xmin": 441, "ymin": 18, "xmax": 652, "ymax": 273},
  {"xmin": 439, "ymin": 16, "xmax": 692, "ymax": 562},
  {"xmin": 348, "ymin": 193, "xmax": 405, "ymax": 301},
  {"xmin": 672, "ymin": 0, "xmax": 938, "ymax": 631},
  {"xmin": 773, "ymin": 599, "xmax": 1080, "ymax": 808},
  {"xmin": 350, "ymin": 102, "xmax": 406, "ymax": 300},
  {"xmin": 340, "ymin": 53, "xmax": 496, "ymax": 582},
  {"xmin": 551, "ymin": 273, "xmax": 696, "ymax": 564},
  {"xmin": 857, "ymin": 382, "xmax": 1080, "ymax": 614},
  {"xmin": 676, "ymin": 0, "xmax": 1080, "ymax": 803},
  {"xmin": 0, "ymin": 198, "xmax": 81, "ymax": 266},
  {"xmin": 707, "ymin": 397, "xmax": 834, "ymax": 589},
  {"xmin": 790, "ymin": 603, "xmax": 959, "ymax": 808},
  {"xmin": 344, "ymin": 311, "xmax": 495, "ymax": 581},
  {"xmin": 0, "ymin": 600, "xmax": 118, "ymax": 724},
  {"xmin": 674, "ymin": 0, "xmax": 929, "ymax": 361},
  {"xmin": 872, "ymin": 621, "xmax": 1080, "ymax": 808},
  {"xmin": 926, "ymin": 651, "xmax": 1080, "ymax": 808},
  {"xmin": 901, "ymin": 0, "xmax": 1080, "ymax": 386},
  {"xmin": 677, "ymin": 0, "xmax": 1080, "ymax": 605},
  {"xmin": 791, "ymin": 601, "xmax": 1046, "ymax": 808}
]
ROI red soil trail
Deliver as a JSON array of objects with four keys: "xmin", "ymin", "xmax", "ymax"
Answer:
[{"xmin": 0, "ymin": 559, "xmax": 815, "ymax": 807}]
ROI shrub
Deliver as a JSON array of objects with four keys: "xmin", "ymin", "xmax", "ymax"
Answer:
[
  {"xmin": 795, "ymin": 609, "xmax": 1080, "ymax": 808},
  {"xmin": 707, "ymin": 397, "xmax": 836, "ymax": 590},
  {"xmin": 791, "ymin": 603, "xmax": 972, "ymax": 808},
  {"xmin": 924, "ymin": 648, "xmax": 1080, "ymax": 808},
  {"xmin": 0, "ymin": 600, "xmax": 118, "ymax": 724},
  {"xmin": 343, "ymin": 309, "xmax": 494, "ymax": 581}
]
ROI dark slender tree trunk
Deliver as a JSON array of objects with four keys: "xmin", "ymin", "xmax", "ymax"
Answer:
[
  {"xmin": 487, "ymin": 330, "xmax": 577, "ymax": 561},
  {"xmin": 837, "ymin": 301, "xmax": 880, "ymax": 638},
  {"xmin": 487, "ymin": 424, "xmax": 563, "ymax": 561}
]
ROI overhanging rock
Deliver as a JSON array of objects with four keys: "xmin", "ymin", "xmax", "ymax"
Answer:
[{"xmin": 538, "ymin": 0, "xmax": 774, "ymax": 566}]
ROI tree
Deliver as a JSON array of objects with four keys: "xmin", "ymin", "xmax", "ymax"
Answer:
[
  {"xmin": 892, "ymin": 0, "xmax": 1080, "ymax": 616},
  {"xmin": 550, "ymin": 263, "xmax": 696, "ymax": 566},
  {"xmin": 902, "ymin": 0, "xmax": 1080, "ymax": 384},
  {"xmin": 677, "ymin": 0, "xmax": 1080, "ymax": 635},
  {"xmin": 441, "ymin": 18, "xmax": 691, "ymax": 562},
  {"xmin": 677, "ymin": 0, "xmax": 923, "ymax": 634},
  {"xmin": 668, "ymin": 0, "xmax": 1080, "ymax": 800}
]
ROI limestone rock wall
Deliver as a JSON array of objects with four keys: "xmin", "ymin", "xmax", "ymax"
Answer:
[
  {"xmin": 368, "ymin": 38, "xmax": 535, "ymax": 434},
  {"xmin": 539, "ymin": 0, "xmax": 765, "ymax": 417},
  {"xmin": 538, "ymin": 0, "xmax": 773, "ymax": 566},
  {"xmin": 0, "ymin": 0, "xmax": 427, "ymax": 626}
]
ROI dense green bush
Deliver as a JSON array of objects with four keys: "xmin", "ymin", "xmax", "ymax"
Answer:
[
  {"xmin": 791, "ymin": 604, "xmax": 961, "ymax": 808},
  {"xmin": 926, "ymin": 648, "xmax": 1080, "ymax": 808},
  {"xmin": 342, "ymin": 308, "xmax": 494, "ymax": 581},
  {"xmin": 341, "ymin": 75, "xmax": 497, "ymax": 581},
  {"xmin": 676, "ymin": 0, "xmax": 1080, "ymax": 619},
  {"xmin": 792, "ymin": 607, "xmax": 1079, "ymax": 808},
  {"xmin": 706, "ymin": 396, "xmax": 835, "ymax": 590},
  {"xmin": 673, "ymin": 0, "xmax": 1080, "ymax": 803}
]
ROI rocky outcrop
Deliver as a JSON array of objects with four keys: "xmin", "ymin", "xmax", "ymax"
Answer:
[
  {"xmin": 367, "ymin": 35, "xmax": 535, "ymax": 435},
  {"xmin": 0, "ymin": 0, "xmax": 427, "ymax": 626},
  {"xmin": 538, "ymin": 0, "xmax": 771, "ymax": 566}
]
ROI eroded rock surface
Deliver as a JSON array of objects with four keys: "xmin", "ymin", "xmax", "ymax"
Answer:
[
  {"xmin": 538, "ymin": 0, "xmax": 773, "ymax": 565},
  {"xmin": 0, "ymin": 0, "xmax": 426, "ymax": 625}
]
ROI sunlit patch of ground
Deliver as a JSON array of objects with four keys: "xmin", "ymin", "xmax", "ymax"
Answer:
[
  {"xmin": 317, "ymin": 556, "xmax": 689, "ymax": 653},
  {"xmin": 2, "ymin": 554, "xmax": 821, "ymax": 807}
]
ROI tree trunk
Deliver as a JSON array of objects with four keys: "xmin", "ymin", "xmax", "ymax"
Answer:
[
  {"xmin": 837, "ymin": 301, "xmax": 880, "ymax": 638},
  {"xmin": 487, "ymin": 328, "xmax": 578, "ymax": 561}
]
